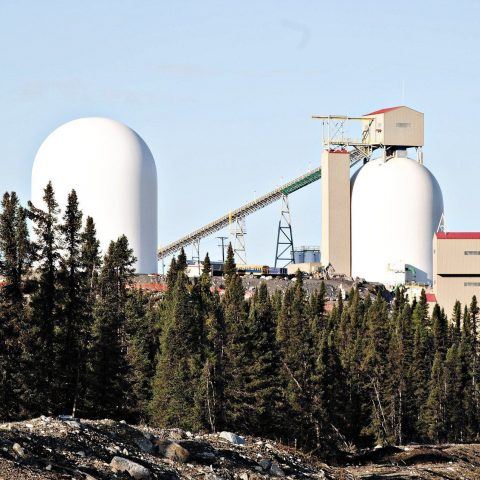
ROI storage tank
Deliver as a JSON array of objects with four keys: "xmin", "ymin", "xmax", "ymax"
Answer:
[
  {"xmin": 351, "ymin": 155, "xmax": 443, "ymax": 285},
  {"xmin": 31, "ymin": 117, "xmax": 158, "ymax": 273}
]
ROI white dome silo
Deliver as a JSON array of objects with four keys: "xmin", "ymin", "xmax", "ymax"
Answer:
[
  {"xmin": 32, "ymin": 117, "xmax": 158, "ymax": 273},
  {"xmin": 351, "ymin": 156, "xmax": 443, "ymax": 285}
]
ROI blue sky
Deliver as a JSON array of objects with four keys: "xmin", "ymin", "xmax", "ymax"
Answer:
[{"xmin": 1, "ymin": 0, "xmax": 479, "ymax": 266}]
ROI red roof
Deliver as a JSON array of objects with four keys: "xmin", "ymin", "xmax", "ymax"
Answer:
[
  {"xmin": 129, "ymin": 283, "xmax": 168, "ymax": 292},
  {"xmin": 436, "ymin": 232, "xmax": 480, "ymax": 240},
  {"xmin": 426, "ymin": 293, "xmax": 437, "ymax": 303},
  {"xmin": 364, "ymin": 106, "xmax": 403, "ymax": 116}
]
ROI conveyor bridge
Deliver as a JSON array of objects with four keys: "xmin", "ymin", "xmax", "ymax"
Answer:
[{"xmin": 157, "ymin": 148, "xmax": 369, "ymax": 259}]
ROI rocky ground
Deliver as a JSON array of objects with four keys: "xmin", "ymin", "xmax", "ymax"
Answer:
[{"xmin": 0, "ymin": 417, "xmax": 479, "ymax": 479}]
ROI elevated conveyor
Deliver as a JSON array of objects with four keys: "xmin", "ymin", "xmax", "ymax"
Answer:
[{"xmin": 157, "ymin": 148, "xmax": 369, "ymax": 259}]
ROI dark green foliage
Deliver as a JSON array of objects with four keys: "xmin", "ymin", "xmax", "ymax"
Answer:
[
  {"xmin": 223, "ymin": 243, "xmax": 236, "ymax": 279},
  {"xmin": 56, "ymin": 190, "xmax": 85, "ymax": 415},
  {"xmin": 125, "ymin": 290, "xmax": 159, "ymax": 422},
  {"xmin": 245, "ymin": 283, "xmax": 281, "ymax": 437},
  {"xmin": 27, "ymin": 182, "xmax": 61, "ymax": 415},
  {"xmin": 202, "ymin": 252, "xmax": 212, "ymax": 275},
  {"xmin": 150, "ymin": 271, "xmax": 203, "ymax": 430},
  {"xmin": 87, "ymin": 237, "xmax": 136, "ymax": 419},
  {"xmin": 0, "ymin": 186, "xmax": 479, "ymax": 450},
  {"xmin": 0, "ymin": 192, "xmax": 33, "ymax": 419}
]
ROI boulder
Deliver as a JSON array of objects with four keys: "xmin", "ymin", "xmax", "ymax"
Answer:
[
  {"xmin": 12, "ymin": 443, "xmax": 25, "ymax": 458},
  {"xmin": 219, "ymin": 431, "xmax": 245, "ymax": 445},
  {"xmin": 154, "ymin": 439, "xmax": 190, "ymax": 463},
  {"xmin": 110, "ymin": 456, "xmax": 150, "ymax": 479},
  {"xmin": 270, "ymin": 462, "xmax": 285, "ymax": 476},
  {"xmin": 135, "ymin": 437, "xmax": 154, "ymax": 453}
]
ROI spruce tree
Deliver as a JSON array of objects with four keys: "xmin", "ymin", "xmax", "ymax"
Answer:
[
  {"xmin": 27, "ymin": 181, "xmax": 60, "ymax": 414},
  {"xmin": 223, "ymin": 243, "xmax": 236, "ymax": 279},
  {"xmin": 56, "ymin": 190, "xmax": 85, "ymax": 415},
  {"xmin": 87, "ymin": 237, "xmax": 135, "ymax": 419},
  {"xmin": 150, "ymin": 271, "xmax": 203, "ymax": 430},
  {"xmin": 222, "ymin": 272, "xmax": 250, "ymax": 431},
  {"xmin": 202, "ymin": 252, "xmax": 212, "ymax": 275},
  {"xmin": 81, "ymin": 216, "xmax": 101, "ymax": 293},
  {"xmin": 125, "ymin": 290, "xmax": 159, "ymax": 422},
  {"xmin": 245, "ymin": 283, "xmax": 281, "ymax": 437},
  {"xmin": 421, "ymin": 351, "xmax": 446, "ymax": 442},
  {"xmin": 0, "ymin": 192, "xmax": 33, "ymax": 419}
]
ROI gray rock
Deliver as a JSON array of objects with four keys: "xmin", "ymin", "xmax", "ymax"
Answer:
[
  {"xmin": 76, "ymin": 450, "xmax": 86, "ymax": 457},
  {"xmin": 65, "ymin": 420, "xmax": 82, "ymax": 429},
  {"xmin": 270, "ymin": 462, "xmax": 285, "ymax": 476},
  {"xmin": 239, "ymin": 473, "xmax": 249, "ymax": 480},
  {"xmin": 110, "ymin": 456, "xmax": 150, "ymax": 479},
  {"xmin": 259, "ymin": 458, "xmax": 272, "ymax": 470},
  {"xmin": 135, "ymin": 437, "xmax": 154, "ymax": 453},
  {"xmin": 219, "ymin": 431, "xmax": 245, "ymax": 445},
  {"xmin": 12, "ymin": 443, "xmax": 25, "ymax": 458}
]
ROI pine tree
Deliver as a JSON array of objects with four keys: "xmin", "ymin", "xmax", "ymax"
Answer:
[
  {"xmin": 87, "ymin": 237, "xmax": 135, "ymax": 419},
  {"xmin": 222, "ymin": 272, "xmax": 250, "ymax": 431},
  {"xmin": 245, "ymin": 283, "xmax": 281, "ymax": 437},
  {"xmin": 452, "ymin": 300, "xmax": 462, "ymax": 343},
  {"xmin": 81, "ymin": 216, "xmax": 101, "ymax": 293},
  {"xmin": 27, "ymin": 182, "xmax": 60, "ymax": 414},
  {"xmin": 202, "ymin": 288, "xmax": 227, "ymax": 431},
  {"xmin": 125, "ymin": 290, "xmax": 159, "ymax": 422},
  {"xmin": 0, "ymin": 192, "xmax": 33, "ymax": 419},
  {"xmin": 56, "ymin": 190, "xmax": 85, "ymax": 415},
  {"xmin": 277, "ymin": 272, "xmax": 316, "ymax": 446},
  {"xmin": 223, "ymin": 243, "xmax": 236, "ymax": 279},
  {"xmin": 361, "ymin": 295, "xmax": 391, "ymax": 444},
  {"xmin": 432, "ymin": 303, "xmax": 448, "ymax": 357},
  {"xmin": 202, "ymin": 252, "xmax": 212, "ymax": 275},
  {"xmin": 444, "ymin": 343, "xmax": 464, "ymax": 441},
  {"xmin": 176, "ymin": 247, "xmax": 188, "ymax": 272},
  {"xmin": 421, "ymin": 351, "xmax": 446, "ymax": 442},
  {"xmin": 150, "ymin": 271, "xmax": 203, "ymax": 430}
]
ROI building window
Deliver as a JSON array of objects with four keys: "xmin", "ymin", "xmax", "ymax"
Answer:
[
  {"xmin": 465, "ymin": 251, "xmax": 480, "ymax": 255},
  {"xmin": 464, "ymin": 282, "xmax": 480, "ymax": 287},
  {"xmin": 396, "ymin": 122, "xmax": 411, "ymax": 128}
]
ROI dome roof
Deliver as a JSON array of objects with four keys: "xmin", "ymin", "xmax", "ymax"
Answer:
[
  {"xmin": 32, "ymin": 117, "xmax": 158, "ymax": 273},
  {"xmin": 351, "ymin": 156, "xmax": 443, "ymax": 285}
]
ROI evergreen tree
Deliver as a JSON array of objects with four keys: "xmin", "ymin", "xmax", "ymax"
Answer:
[
  {"xmin": 150, "ymin": 271, "xmax": 203, "ymax": 430},
  {"xmin": 421, "ymin": 351, "xmax": 446, "ymax": 442},
  {"xmin": 222, "ymin": 272, "xmax": 250, "ymax": 431},
  {"xmin": 27, "ymin": 182, "xmax": 60, "ymax": 414},
  {"xmin": 0, "ymin": 192, "xmax": 33, "ymax": 419},
  {"xmin": 87, "ymin": 237, "xmax": 135, "ymax": 419},
  {"xmin": 277, "ymin": 272, "xmax": 316, "ymax": 446},
  {"xmin": 202, "ymin": 252, "xmax": 212, "ymax": 275},
  {"xmin": 245, "ymin": 283, "xmax": 281, "ymax": 437},
  {"xmin": 81, "ymin": 216, "xmax": 101, "ymax": 293},
  {"xmin": 223, "ymin": 243, "xmax": 236, "ymax": 279},
  {"xmin": 56, "ymin": 190, "xmax": 85, "ymax": 415},
  {"xmin": 125, "ymin": 290, "xmax": 158, "ymax": 422}
]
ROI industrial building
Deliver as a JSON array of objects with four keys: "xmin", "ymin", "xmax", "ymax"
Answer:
[
  {"xmin": 318, "ymin": 106, "xmax": 443, "ymax": 285},
  {"xmin": 433, "ymin": 232, "xmax": 480, "ymax": 315},
  {"xmin": 31, "ymin": 117, "xmax": 158, "ymax": 274},
  {"xmin": 29, "ymin": 107, "xmax": 478, "ymax": 318}
]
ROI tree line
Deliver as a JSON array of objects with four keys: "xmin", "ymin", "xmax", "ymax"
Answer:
[{"xmin": 0, "ymin": 185, "xmax": 479, "ymax": 452}]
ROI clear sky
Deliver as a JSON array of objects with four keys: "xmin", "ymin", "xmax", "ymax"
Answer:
[{"xmin": 1, "ymin": 0, "xmax": 479, "ymax": 267}]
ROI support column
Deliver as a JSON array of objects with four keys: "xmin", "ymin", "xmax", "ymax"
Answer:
[{"xmin": 321, "ymin": 150, "xmax": 351, "ymax": 276}]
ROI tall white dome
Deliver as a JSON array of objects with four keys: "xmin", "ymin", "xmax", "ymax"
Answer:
[
  {"xmin": 32, "ymin": 117, "xmax": 158, "ymax": 273},
  {"xmin": 351, "ymin": 156, "xmax": 443, "ymax": 285}
]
